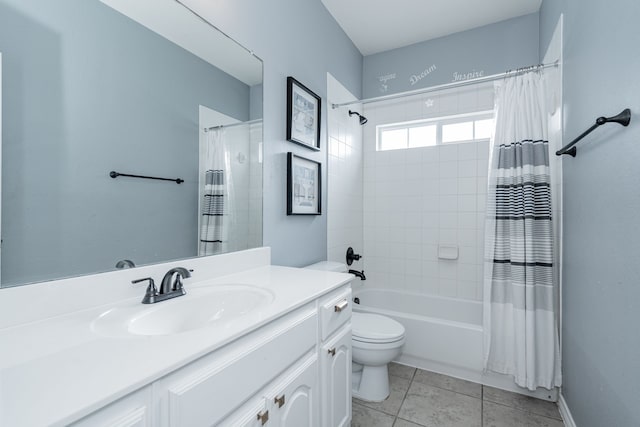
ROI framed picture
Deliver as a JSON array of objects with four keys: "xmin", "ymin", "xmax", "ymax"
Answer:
[
  {"xmin": 286, "ymin": 76, "xmax": 321, "ymax": 150},
  {"xmin": 287, "ymin": 152, "xmax": 321, "ymax": 215}
]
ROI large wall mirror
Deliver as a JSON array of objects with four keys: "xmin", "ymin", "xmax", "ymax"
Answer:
[{"xmin": 0, "ymin": 0, "xmax": 263, "ymax": 287}]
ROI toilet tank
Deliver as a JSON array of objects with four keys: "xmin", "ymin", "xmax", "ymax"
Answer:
[{"xmin": 304, "ymin": 261, "xmax": 348, "ymax": 273}]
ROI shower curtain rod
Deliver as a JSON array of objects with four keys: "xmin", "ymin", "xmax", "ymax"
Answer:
[
  {"xmin": 331, "ymin": 61, "xmax": 559, "ymax": 109},
  {"xmin": 204, "ymin": 119, "xmax": 263, "ymax": 132}
]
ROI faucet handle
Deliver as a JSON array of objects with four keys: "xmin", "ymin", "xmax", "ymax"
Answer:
[
  {"xmin": 174, "ymin": 274, "xmax": 185, "ymax": 291},
  {"xmin": 132, "ymin": 277, "xmax": 158, "ymax": 304},
  {"xmin": 173, "ymin": 269, "xmax": 193, "ymax": 291}
]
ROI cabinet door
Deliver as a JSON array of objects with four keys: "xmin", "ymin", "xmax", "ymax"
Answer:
[
  {"xmin": 268, "ymin": 354, "xmax": 319, "ymax": 427},
  {"xmin": 218, "ymin": 396, "xmax": 268, "ymax": 427},
  {"xmin": 321, "ymin": 325, "xmax": 352, "ymax": 427}
]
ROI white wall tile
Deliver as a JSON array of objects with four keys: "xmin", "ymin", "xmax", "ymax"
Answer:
[
  {"xmin": 439, "ymin": 228, "xmax": 458, "ymax": 244},
  {"xmin": 361, "ymin": 85, "xmax": 493, "ymax": 301},
  {"xmin": 458, "ymin": 280, "xmax": 478, "ymax": 300},
  {"xmin": 439, "ymin": 195, "xmax": 457, "ymax": 212},
  {"xmin": 438, "ymin": 278, "xmax": 458, "ymax": 297},
  {"xmin": 405, "ymin": 243, "xmax": 422, "ymax": 260},
  {"xmin": 405, "ymin": 259, "xmax": 422, "ymax": 276},
  {"xmin": 439, "ymin": 144, "xmax": 458, "ymax": 162},
  {"xmin": 458, "ymin": 177, "xmax": 477, "ymax": 194},
  {"xmin": 458, "ymin": 229, "xmax": 477, "ymax": 248},
  {"xmin": 422, "ymin": 147, "xmax": 439, "ymax": 163},
  {"xmin": 457, "ymin": 142, "xmax": 477, "ymax": 160},
  {"xmin": 422, "ymin": 274, "xmax": 439, "ymax": 294},
  {"xmin": 422, "ymin": 244, "xmax": 438, "ymax": 261},
  {"xmin": 439, "ymin": 161, "xmax": 458, "ymax": 179},
  {"xmin": 439, "ymin": 178, "xmax": 459, "ymax": 195},
  {"xmin": 458, "ymin": 212, "xmax": 477, "ymax": 229},
  {"xmin": 458, "ymin": 246, "xmax": 477, "ymax": 265},
  {"xmin": 458, "ymin": 194, "xmax": 477, "ymax": 212},
  {"xmin": 438, "ymin": 261, "xmax": 458, "ymax": 280},
  {"xmin": 422, "ymin": 261, "xmax": 438, "ymax": 278},
  {"xmin": 458, "ymin": 263, "xmax": 477, "ymax": 282},
  {"xmin": 458, "ymin": 159, "xmax": 477, "ymax": 178},
  {"xmin": 421, "ymin": 227, "xmax": 438, "ymax": 244},
  {"xmin": 439, "ymin": 212, "xmax": 458, "ymax": 229}
]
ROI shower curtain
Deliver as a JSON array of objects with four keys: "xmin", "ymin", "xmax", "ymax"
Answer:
[
  {"xmin": 199, "ymin": 128, "xmax": 234, "ymax": 256},
  {"xmin": 483, "ymin": 71, "xmax": 562, "ymax": 391}
]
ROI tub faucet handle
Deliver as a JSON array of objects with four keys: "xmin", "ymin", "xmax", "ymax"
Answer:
[{"xmin": 346, "ymin": 247, "xmax": 362, "ymax": 265}]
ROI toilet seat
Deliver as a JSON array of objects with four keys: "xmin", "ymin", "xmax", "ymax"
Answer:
[{"xmin": 352, "ymin": 312, "xmax": 405, "ymax": 343}]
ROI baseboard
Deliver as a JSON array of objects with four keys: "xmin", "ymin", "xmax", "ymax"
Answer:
[{"xmin": 558, "ymin": 394, "xmax": 577, "ymax": 427}]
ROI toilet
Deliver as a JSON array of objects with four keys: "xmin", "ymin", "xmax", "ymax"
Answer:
[{"xmin": 304, "ymin": 261, "xmax": 405, "ymax": 402}]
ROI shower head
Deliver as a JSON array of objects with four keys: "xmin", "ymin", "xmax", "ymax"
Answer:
[{"xmin": 348, "ymin": 110, "xmax": 368, "ymax": 125}]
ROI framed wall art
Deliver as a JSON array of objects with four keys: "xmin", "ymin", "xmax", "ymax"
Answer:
[
  {"xmin": 287, "ymin": 152, "xmax": 321, "ymax": 215},
  {"xmin": 286, "ymin": 76, "xmax": 321, "ymax": 150}
]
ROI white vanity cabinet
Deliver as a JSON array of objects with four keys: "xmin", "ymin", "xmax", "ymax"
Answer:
[
  {"xmin": 156, "ymin": 304, "xmax": 318, "ymax": 427},
  {"xmin": 318, "ymin": 288, "xmax": 353, "ymax": 427},
  {"xmin": 67, "ymin": 282, "xmax": 352, "ymax": 427}
]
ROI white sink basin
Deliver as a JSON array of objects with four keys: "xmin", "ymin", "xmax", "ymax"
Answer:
[{"xmin": 91, "ymin": 284, "xmax": 274, "ymax": 337}]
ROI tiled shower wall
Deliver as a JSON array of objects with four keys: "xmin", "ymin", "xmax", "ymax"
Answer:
[
  {"xmin": 327, "ymin": 74, "xmax": 364, "ymax": 269},
  {"xmin": 362, "ymin": 83, "xmax": 494, "ymax": 301}
]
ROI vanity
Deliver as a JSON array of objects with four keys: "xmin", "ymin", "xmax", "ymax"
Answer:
[{"xmin": 0, "ymin": 248, "xmax": 353, "ymax": 426}]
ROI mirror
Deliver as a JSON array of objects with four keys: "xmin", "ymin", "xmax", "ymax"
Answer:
[{"xmin": 0, "ymin": 0, "xmax": 263, "ymax": 287}]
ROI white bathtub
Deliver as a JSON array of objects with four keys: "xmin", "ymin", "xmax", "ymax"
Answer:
[
  {"xmin": 353, "ymin": 288, "xmax": 484, "ymax": 381},
  {"xmin": 353, "ymin": 288, "xmax": 558, "ymax": 401}
]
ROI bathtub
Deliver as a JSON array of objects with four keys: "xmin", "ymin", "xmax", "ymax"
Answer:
[
  {"xmin": 353, "ymin": 288, "xmax": 558, "ymax": 401},
  {"xmin": 352, "ymin": 288, "xmax": 484, "ymax": 382}
]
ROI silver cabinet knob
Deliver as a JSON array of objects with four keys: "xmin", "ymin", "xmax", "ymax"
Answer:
[{"xmin": 257, "ymin": 410, "xmax": 269, "ymax": 425}]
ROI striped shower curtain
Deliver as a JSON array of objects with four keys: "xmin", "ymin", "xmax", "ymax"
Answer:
[
  {"xmin": 199, "ymin": 128, "xmax": 233, "ymax": 256},
  {"xmin": 483, "ymin": 71, "xmax": 561, "ymax": 391}
]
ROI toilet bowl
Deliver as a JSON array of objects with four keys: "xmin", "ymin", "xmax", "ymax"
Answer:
[
  {"xmin": 303, "ymin": 261, "xmax": 406, "ymax": 402},
  {"xmin": 351, "ymin": 312, "xmax": 405, "ymax": 401}
]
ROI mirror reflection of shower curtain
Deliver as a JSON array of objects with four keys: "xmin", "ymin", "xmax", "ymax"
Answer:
[{"xmin": 199, "ymin": 128, "xmax": 235, "ymax": 256}]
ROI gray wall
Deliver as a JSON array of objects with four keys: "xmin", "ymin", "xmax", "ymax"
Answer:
[
  {"xmin": 0, "ymin": 0, "xmax": 251, "ymax": 285},
  {"xmin": 183, "ymin": 0, "xmax": 363, "ymax": 267},
  {"xmin": 362, "ymin": 13, "xmax": 539, "ymax": 98},
  {"xmin": 540, "ymin": 1, "xmax": 640, "ymax": 426}
]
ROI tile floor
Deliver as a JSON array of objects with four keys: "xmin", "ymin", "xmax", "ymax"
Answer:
[{"xmin": 351, "ymin": 363, "xmax": 565, "ymax": 427}]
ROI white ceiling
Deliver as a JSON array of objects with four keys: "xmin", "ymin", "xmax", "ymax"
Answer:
[{"xmin": 321, "ymin": 0, "xmax": 542, "ymax": 56}]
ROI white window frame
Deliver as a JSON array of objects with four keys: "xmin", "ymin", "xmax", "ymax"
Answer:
[{"xmin": 376, "ymin": 110, "xmax": 495, "ymax": 151}]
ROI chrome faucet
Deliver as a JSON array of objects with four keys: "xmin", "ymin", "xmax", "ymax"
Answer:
[
  {"xmin": 115, "ymin": 259, "xmax": 136, "ymax": 269},
  {"xmin": 132, "ymin": 267, "xmax": 192, "ymax": 304},
  {"xmin": 160, "ymin": 267, "xmax": 192, "ymax": 294}
]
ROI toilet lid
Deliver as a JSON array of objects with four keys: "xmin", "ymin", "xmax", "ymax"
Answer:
[{"xmin": 352, "ymin": 312, "xmax": 405, "ymax": 343}]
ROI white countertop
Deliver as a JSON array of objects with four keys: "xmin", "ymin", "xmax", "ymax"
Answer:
[{"xmin": 0, "ymin": 264, "xmax": 352, "ymax": 427}]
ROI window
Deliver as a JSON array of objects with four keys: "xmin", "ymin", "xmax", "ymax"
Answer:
[{"xmin": 376, "ymin": 111, "xmax": 494, "ymax": 151}]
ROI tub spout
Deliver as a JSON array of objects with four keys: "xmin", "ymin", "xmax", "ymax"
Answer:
[{"xmin": 349, "ymin": 269, "xmax": 366, "ymax": 280}]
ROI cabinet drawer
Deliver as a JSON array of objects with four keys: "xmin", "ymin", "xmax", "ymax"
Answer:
[
  {"xmin": 164, "ymin": 307, "xmax": 317, "ymax": 427},
  {"xmin": 319, "ymin": 287, "xmax": 352, "ymax": 340}
]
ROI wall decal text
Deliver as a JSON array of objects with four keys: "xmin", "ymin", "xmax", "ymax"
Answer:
[
  {"xmin": 410, "ymin": 64, "xmax": 437, "ymax": 86},
  {"xmin": 452, "ymin": 69, "xmax": 484, "ymax": 82},
  {"xmin": 378, "ymin": 73, "xmax": 396, "ymax": 93}
]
